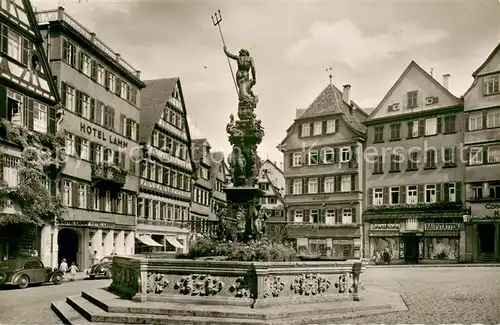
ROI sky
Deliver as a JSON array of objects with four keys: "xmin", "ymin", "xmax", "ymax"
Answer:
[{"xmin": 33, "ymin": 0, "xmax": 500, "ymax": 168}]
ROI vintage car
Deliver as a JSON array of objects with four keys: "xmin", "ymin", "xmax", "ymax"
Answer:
[
  {"xmin": 87, "ymin": 256, "xmax": 113, "ymax": 279},
  {"xmin": 0, "ymin": 258, "xmax": 64, "ymax": 289}
]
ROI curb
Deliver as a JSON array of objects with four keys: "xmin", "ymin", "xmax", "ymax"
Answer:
[{"xmin": 367, "ymin": 263, "xmax": 500, "ymax": 268}]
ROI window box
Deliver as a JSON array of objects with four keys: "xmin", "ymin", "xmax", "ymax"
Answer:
[{"xmin": 365, "ymin": 201, "xmax": 463, "ymax": 212}]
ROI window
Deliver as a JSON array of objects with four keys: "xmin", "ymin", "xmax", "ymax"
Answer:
[
  {"xmin": 130, "ymin": 88, "xmax": 138, "ymax": 105},
  {"xmin": 390, "ymin": 186, "xmax": 400, "ymax": 204},
  {"xmin": 65, "ymin": 134, "xmax": 74, "ymax": 156},
  {"xmin": 310, "ymin": 209, "xmax": 320, "ymax": 223},
  {"xmin": 407, "ymin": 185, "xmax": 418, "ymax": 204},
  {"xmin": 313, "ymin": 122, "xmax": 322, "ymax": 135},
  {"xmin": 326, "ymin": 120, "xmax": 336, "ymax": 134},
  {"xmin": 448, "ymin": 183, "xmax": 456, "ymax": 202},
  {"xmin": 294, "ymin": 210, "xmax": 303, "ymax": 223},
  {"xmin": 407, "ymin": 151, "xmax": 418, "ymax": 170},
  {"xmin": 63, "ymin": 181, "xmax": 72, "ymax": 206},
  {"xmin": 81, "ymin": 93, "xmax": 91, "ymax": 119},
  {"xmin": 490, "ymin": 182, "xmax": 500, "ymax": 199},
  {"xmin": 342, "ymin": 208, "xmax": 352, "ymax": 224},
  {"xmin": 488, "ymin": 145, "xmax": 500, "ymax": 163},
  {"xmin": 444, "ymin": 148, "xmax": 457, "ymax": 167},
  {"xmin": 469, "ymin": 112, "xmax": 483, "ymax": 131},
  {"xmin": 94, "ymin": 144, "xmax": 103, "ymax": 163},
  {"xmin": 2, "ymin": 156, "xmax": 19, "ymax": 187},
  {"xmin": 65, "ymin": 85, "xmax": 75, "ymax": 112},
  {"xmin": 390, "ymin": 154, "xmax": 400, "ymax": 172},
  {"xmin": 425, "ymin": 184, "xmax": 436, "ymax": 203},
  {"xmin": 103, "ymin": 106, "xmax": 115, "ymax": 130},
  {"xmin": 425, "ymin": 149, "xmax": 436, "ymax": 169},
  {"xmin": 96, "ymin": 64, "xmax": 105, "ymax": 85},
  {"xmin": 374, "ymin": 126, "xmax": 384, "ymax": 142},
  {"xmin": 472, "ymin": 183, "xmax": 483, "ymax": 199},
  {"xmin": 469, "ymin": 147, "xmax": 483, "ymax": 165},
  {"xmin": 292, "ymin": 152, "xmax": 302, "ymax": 167},
  {"xmin": 108, "ymin": 72, "xmax": 116, "ymax": 91},
  {"xmin": 373, "ymin": 188, "xmax": 383, "ymax": 206},
  {"xmin": 63, "ymin": 40, "xmax": 75, "ymax": 66},
  {"xmin": 127, "ymin": 195, "xmax": 133, "ymax": 214},
  {"xmin": 93, "ymin": 101, "xmax": 103, "ymax": 125},
  {"xmin": 325, "ymin": 209, "xmax": 335, "ymax": 225},
  {"xmin": 308, "ymin": 151, "xmax": 318, "ymax": 165},
  {"xmin": 340, "ymin": 147, "xmax": 351, "ymax": 162},
  {"xmin": 407, "ymin": 91, "xmax": 418, "ymax": 108},
  {"xmin": 130, "ymin": 121, "xmax": 137, "ymax": 141},
  {"xmin": 301, "ymin": 124, "xmax": 310, "ymax": 137},
  {"xmin": 33, "ymin": 102, "xmax": 47, "ymax": 133},
  {"xmin": 82, "ymin": 53, "xmax": 91, "ymax": 76},
  {"xmin": 408, "ymin": 121, "xmax": 419, "ymax": 138},
  {"xmin": 373, "ymin": 155, "xmax": 383, "ymax": 173},
  {"xmin": 6, "ymin": 29, "xmax": 21, "ymax": 61},
  {"xmin": 341, "ymin": 175, "xmax": 351, "ymax": 192},
  {"xmin": 293, "ymin": 179, "xmax": 302, "ymax": 194},
  {"xmin": 390, "ymin": 123, "xmax": 400, "ymax": 140},
  {"xmin": 324, "ymin": 177, "xmax": 334, "ymax": 193},
  {"xmin": 444, "ymin": 115, "xmax": 456, "ymax": 133},
  {"xmin": 425, "ymin": 118, "xmax": 437, "ymax": 136},
  {"xmin": 121, "ymin": 81, "xmax": 128, "ymax": 99},
  {"xmin": 484, "ymin": 74, "xmax": 500, "ymax": 95},
  {"xmin": 152, "ymin": 131, "xmax": 159, "ymax": 147},
  {"xmin": 78, "ymin": 185, "xmax": 86, "ymax": 208},
  {"xmin": 308, "ymin": 178, "xmax": 318, "ymax": 194},
  {"xmin": 487, "ymin": 109, "xmax": 500, "ymax": 128},
  {"xmin": 323, "ymin": 148, "xmax": 334, "ymax": 163}
]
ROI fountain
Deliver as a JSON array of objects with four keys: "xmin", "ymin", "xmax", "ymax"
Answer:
[{"xmin": 50, "ymin": 21, "xmax": 407, "ymax": 325}]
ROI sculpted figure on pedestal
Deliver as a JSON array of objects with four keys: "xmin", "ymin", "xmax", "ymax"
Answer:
[{"xmin": 224, "ymin": 46, "xmax": 257, "ymax": 105}]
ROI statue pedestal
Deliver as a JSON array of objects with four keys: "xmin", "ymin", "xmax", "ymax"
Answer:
[{"xmin": 224, "ymin": 186, "xmax": 265, "ymax": 242}]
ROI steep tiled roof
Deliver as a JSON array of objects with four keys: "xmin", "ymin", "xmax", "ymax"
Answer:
[
  {"xmin": 139, "ymin": 78, "xmax": 178, "ymax": 143},
  {"xmin": 297, "ymin": 84, "xmax": 366, "ymax": 134}
]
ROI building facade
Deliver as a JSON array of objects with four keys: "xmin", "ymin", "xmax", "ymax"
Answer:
[
  {"xmin": 257, "ymin": 159, "xmax": 285, "ymax": 222},
  {"xmin": 209, "ymin": 151, "xmax": 228, "ymax": 220},
  {"xmin": 363, "ymin": 61, "xmax": 467, "ymax": 264},
  {"xmin": 463, "ymin": 43, "xmax": 500, "ymax": 262},
  {"xmin": 278, "ymin": 82, "xmax": 366, "ymax": 259},
  {"xmin": 0, "ymin": 0, "xmax": 61, "ymax": 264},
  {"xmin": 137, "ymin": 78, "xmax": 194, "ymax": 254},
  {"xmin": 37, "ymin": 7, "xmax": 145, "ymax": 269},
  {"xmin": 191, "ymin": 139, "xmax": 213, "ymax": 223}
]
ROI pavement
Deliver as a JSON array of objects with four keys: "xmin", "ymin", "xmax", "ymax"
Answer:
[{"xmin": 0, "ymin": 267, "xmax": 499, "ymax": 324}]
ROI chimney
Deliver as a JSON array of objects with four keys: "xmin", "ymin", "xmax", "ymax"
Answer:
[
  {"xmin": 442, "ymin": 74, "xmax": 450, "ymax": 90},
  {"xmin": 296, "ymin": 108, "xmax": 305, "ymax": 118},
  {"xmin": 90, "ymin": 32, "xmax": 96, "ymax": 43},
  {"xmin": 115, "ymin": 53, "xmax": 121, "ymax": 62},
  {"xmin": 57, "ymin": 6, "xmax": 65, "ymax": 20},
  {"xmin": 135, "ymin": 70, "xmax": 141, "ymax": 79},
  {"xmin": 343, "ymin": 84, "xmax": 351, "ymax": 105}
]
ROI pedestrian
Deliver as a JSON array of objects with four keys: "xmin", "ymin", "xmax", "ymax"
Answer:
[
  {"xmin": 91, "ymin": 250, "xmax": 99, "ymax": 265},
  {"xmin": 68, "ymin": 262, "xmax": 79, "ymax": 281},
  {"xmin": 59, "ymin": 258, "xmax": 68, "ymax": 278}
]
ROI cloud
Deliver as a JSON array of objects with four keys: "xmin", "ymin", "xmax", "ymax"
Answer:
[
  {"xmin": 186, "ymin": 116, "xmax": 205, "ymax": 140},
  {"xmin": 286, "ymin": 19, "xmax": 449, "ymax": 70}
]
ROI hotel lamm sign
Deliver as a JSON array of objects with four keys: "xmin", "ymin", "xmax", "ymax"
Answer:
[{"xmin": 80, "ymin": 122, "xmax": 128, "ymax": 148}]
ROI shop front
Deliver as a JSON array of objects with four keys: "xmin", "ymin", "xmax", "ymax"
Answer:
[
  {"xmin": 368, "ymin": 223, "xmax": 402, "ymax": 263},
  {"xmin": 463, "ymin": 202, "xmax": 500, "ymax": 262}
]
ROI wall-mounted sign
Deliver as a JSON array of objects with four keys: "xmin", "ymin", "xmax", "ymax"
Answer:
[
  {"xmin": 370, "ymin": 223, "xmax": 399, "ymax": 231},
  {"xmin": 80, "ymin": 123, "xmax": 128, "ymax": 148},
  {"xmin": 424, "ymin": 223, "xmax": 459, "ymax": 231},
  {"xmin": 59, "ymin": 221, "xmax": 115, "ymax": 229},
  {"xmin": 332, "ymin": 239, "xmax": 353, "ymax": 245},
  {"xmin": 485, "ymin": 204, "xmax": 500, "ymax": 217},
  {"xmin": 312, "ymin": 195, "xmax": 331, "ymax": 201}
]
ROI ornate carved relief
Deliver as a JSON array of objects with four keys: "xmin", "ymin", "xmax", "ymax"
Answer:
[
  {"xmin": 146, "ymin": 272, "xmax": 170, "ymax": 294},
  {"xmin": 290, "ymin": 274, "xmax": 331, "ymax": 296},
  {"xmin": 229, "ymin": 276, "xmax": 252, "ymax": 298},
  {"xmin": 263, "ymin": 276, "xmax": 285, "ymax": 298},
  {"xmin": 111, "ymin": 264, "xmax": 138, "ymax": 292},
  {"xmin": 174, "ymin": 274, "xmax": 224, "ymax": 296},
  {"xmin": 334, "ymin": 272, "xmax": 353, "ymax": 294}
]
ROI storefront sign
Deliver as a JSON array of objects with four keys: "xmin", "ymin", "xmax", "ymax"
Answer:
[
  {"xmin": 140, "ymin": 179, "xmax": 191, "ymax": 199},
  {"xmin": 485, "ymin": 204, "xmax": 500, "ymax": 217},
  {"xmin": 424, "ymin": 223, "xmax": 459, "ymax": 231},
  {"xmin": 370, "ymin": 223, "xmax": 399, "ymax": 231},
  {"xmin": 58, "ymin": 221, "xmax": 115, "ymax": 229},
  {"xmin": 80, "ymin": 123, "xmax": 128, "ymax": 148},
  {"xmin": 332, "ymin": 239, "xmax": 353, "ymax": 245},
  {"xmin": 312, "ymin": 195, "xmax": 332, "ymax": 201}
]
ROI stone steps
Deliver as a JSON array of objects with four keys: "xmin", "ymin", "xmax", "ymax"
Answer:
[{"xmin": 52, "ymin": 288, "xmax": 407, "ymax": 325}]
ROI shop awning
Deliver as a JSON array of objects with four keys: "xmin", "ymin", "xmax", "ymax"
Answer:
[
  {"xmin": 165, "ymin": 235, "xmax": 183, "ymax": 249},
  {"xmin": 135, "ymin": 235, "xmax": 163, "ymax": 247}
]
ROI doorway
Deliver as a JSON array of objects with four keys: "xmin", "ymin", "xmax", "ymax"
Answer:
[
  {"xmin": 403, "ymin": 235, "xmax": 419, "ymax": 264},
  {"xmin": 58, "ymin": 228, "xmax": 79, "ymax": 266},
  {"xmin": 478, "ymin": 224, "xmax": 495, "ymax": 253}
]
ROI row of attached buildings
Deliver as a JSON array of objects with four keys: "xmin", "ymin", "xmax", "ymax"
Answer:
[
  {"xmin": 0, "ymin": 3, "xmax": 241, "ymax": 269},
  {"xmin": 279, "ymin": 44, "xmax": 500, "ymax": 263}
]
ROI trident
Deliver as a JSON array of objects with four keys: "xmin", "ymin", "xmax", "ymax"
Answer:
[{"xmin": 212, "ymin": 10, "xmax": 238, "ymax": 96}]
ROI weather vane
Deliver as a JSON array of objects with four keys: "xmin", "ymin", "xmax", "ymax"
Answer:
[
  {"xmin": 326, "ymin": 67, "xmax": 333, "ymax": 84},
  {"xmin": 212, "ymin": 10, "xmax": 238, "ymax": 96}
]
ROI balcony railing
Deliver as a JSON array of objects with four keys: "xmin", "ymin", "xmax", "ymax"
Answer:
[
  {"xmin": 91, "ymin": 163, "xmax": 126, "ymax": 186},
  {"xmin": 36, "ymin": 8, "xmax": 140, "ymax": 79}
]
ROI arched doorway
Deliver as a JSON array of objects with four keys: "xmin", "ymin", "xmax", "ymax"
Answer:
[{"xmin": 58, "ymin": 228, "xmax": 79, "ymax": 266}]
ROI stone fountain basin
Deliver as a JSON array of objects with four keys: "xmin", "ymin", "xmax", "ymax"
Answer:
[{"xmin": 109, "ymin": 256, "xmax": 366, "ymax": 309}]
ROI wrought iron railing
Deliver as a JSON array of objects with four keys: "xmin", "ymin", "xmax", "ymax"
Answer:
[{"xmin": 91, "ymin": 163, "xmax": 127, "ymax": 184}]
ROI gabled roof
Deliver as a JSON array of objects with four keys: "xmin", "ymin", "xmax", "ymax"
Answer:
[
  {"xmin": 264, "ymin": 172, "xmax": 284, "ymax": 204},
  {"xmin": 278, "ymin": 83, "xmax": 366, "ymax": 147},
  {"xmin": 139, "ymin": 78, "xmax": 178, "ymax": 143},
  {"xmin": 366, "ymin": 61, "xmax": 462, "ymax": 121},
  {"xmin": 261, "ymin": 159, "xmax": 284, "ymax": 176},
  {"xmin": 472, "ymin": 42, "xmax": 500, "ymax": 77}
]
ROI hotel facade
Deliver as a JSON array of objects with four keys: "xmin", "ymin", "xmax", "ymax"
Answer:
[{"xmin": 37, "ymin": 7, "xmax": 145, "ymax": 269}]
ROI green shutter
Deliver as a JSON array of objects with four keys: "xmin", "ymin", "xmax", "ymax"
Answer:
[
  {"xmin": 444, "ymin": 183, "xmax": 450, "ymax": 202},
  {"xmin": 1, "ymin": 25, "xmax": 8, "ymax": 53},
  {"xmin": 0, "ymin": 86, "xmax": 6, "ymax": 118},
  {"xmin": 456, "ymin": 182, "xmax": 462, "ymax": 202},
  {"xmin": 437, "ymin": 117, "xmax": 442, "ymax": 133},
  {"xmin": 368, "ymin": 188, "xmax": 373, "ymax": 206}
]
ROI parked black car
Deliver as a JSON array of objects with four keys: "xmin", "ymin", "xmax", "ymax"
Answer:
[
  {"xmin": 0, "ymin": 258, "xmax": 64, "ymax": 289},
  {"xmin": 87, "ymin": 256, "xmax": 113, "ymax": 279}
]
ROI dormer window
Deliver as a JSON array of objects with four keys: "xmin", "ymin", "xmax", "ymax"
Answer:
[
  {"xmin": 301, "ymin": 124, "xmax": 310, "ymax": 137},
  {"xmin": 484, "ymin": 74, "xmax": 500, "ymax": 95},
  {"xmin": 407, "ymin": 91, "xmax": 418, "ymax": 108}
]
